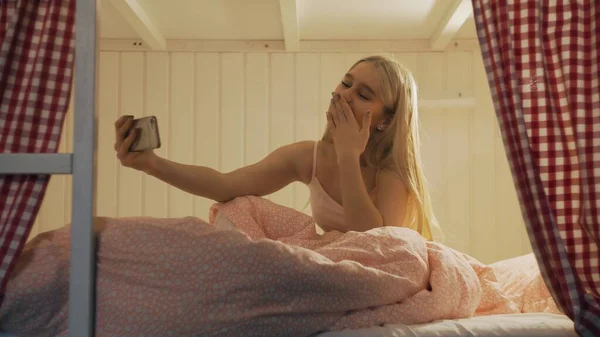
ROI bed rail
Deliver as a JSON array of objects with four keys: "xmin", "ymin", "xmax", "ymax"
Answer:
[
  {"xmin": 0, "ymin": 1, "xmax": 98, "ymax": 336},
  {"xmin": 69, "ymin": 0, "xmax": 99, "ymax": 336},
  {"xmin": 0, "ymin": 154, "xmax": 73, "ymax": 174}
]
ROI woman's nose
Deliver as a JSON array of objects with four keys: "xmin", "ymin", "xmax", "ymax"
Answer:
[{"xmin": 341, "ymin": 89, "xmax": 353, "ymax": 102}]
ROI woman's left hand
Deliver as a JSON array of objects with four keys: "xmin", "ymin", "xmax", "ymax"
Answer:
[{"xmin": 327, "ymin": 93, "xmax": 372, "ymax": 161}]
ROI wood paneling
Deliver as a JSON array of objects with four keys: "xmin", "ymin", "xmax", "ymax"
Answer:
[{"xmin": 31, "ymin": 49, "xmax": 530, "ymax": 263}]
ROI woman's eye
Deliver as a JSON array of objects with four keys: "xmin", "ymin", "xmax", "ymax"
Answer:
[{"xmin": 340, "ymin": 81, "xmax": 368, "ymax": 100}]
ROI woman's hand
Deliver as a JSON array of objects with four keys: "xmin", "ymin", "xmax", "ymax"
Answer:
[
  {"xmin": 114, "ymin": 115, "xmax": 158, "ymax": 173},
  {"xmin": 326, "ymin": 93, "xmax": 372, "ymax": 162}
]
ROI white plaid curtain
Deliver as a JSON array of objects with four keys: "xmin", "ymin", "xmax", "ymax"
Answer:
[
  {"xmin": 472, "ymin": 1, "xmax": 600, "ymax": 336},
  {"xmin": 0, "ymin": 0, "xmax": 75, "ymax": 301}
]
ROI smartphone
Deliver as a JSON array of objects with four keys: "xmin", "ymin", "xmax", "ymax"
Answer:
[{"xmin": 126, "ymin": 116, "xmax": 161, "ymax": 152}]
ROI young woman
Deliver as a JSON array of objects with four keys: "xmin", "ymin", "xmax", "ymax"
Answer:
[{"xmin": 114, "ymin": 55, "xmax": 443, "ymax": 241}]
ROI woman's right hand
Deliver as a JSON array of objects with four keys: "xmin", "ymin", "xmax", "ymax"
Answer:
[{"xmin": 114, "ymin": 115, "xmax": 158, "ymax": 173}]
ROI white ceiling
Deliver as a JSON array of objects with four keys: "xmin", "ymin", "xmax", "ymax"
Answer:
[{"xmin": 99, "ymin": 0, "xmax": 477, "ymax": 49}]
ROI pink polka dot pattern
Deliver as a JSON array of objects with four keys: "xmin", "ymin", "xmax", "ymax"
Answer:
[{"xmin": 0, "ymin": 196, "xmax": 559, "ymax": 337}]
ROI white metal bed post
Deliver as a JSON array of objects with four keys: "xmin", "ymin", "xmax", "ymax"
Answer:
[
  {"xmin": 70, "ymin": 0, "xmax": 99, "ymax": 336},
  {"xmin": 0, "ymin": 1, "xmax": 98, "ymax": 336}
]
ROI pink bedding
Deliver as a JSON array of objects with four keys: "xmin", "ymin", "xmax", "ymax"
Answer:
[{"xmin": 0, "ymin": 196, "xmax": 560, "ymax": 337}]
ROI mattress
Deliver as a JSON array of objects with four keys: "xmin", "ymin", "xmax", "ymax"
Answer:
[{"xmin": 313, "ymin": 313, "xmax": 576, "ymax": 337}]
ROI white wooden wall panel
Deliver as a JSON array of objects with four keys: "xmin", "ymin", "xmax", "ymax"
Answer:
[
  {"xmin": 244, "ymin": 53, "xmax": 270, "ymax": 168},
  {"xmin": 169, "ymin": 52, "xmax": 195, "ymax": 218},
  {"xmin": 119, "ymin": 52, "xmax": 145, "ymax": 217},
  {"xmin": 470, "ymin": 52, "xmax": 497, "ymax": 263},
  {"xmin": 97, "ymin": 52, "xmax": 119, "ymax": 218},
  {"xmin": 269, "ymin": 53, "xmax": 295, "ymax": 207},
  {"xmin": 29, "ymin": 49, "xmax": 531, "ymax": 264},
  {"xmin": 194, "ymin": 53, "xmax": 221, "ymax": 218},
  {"xmin": 294, "ymin": 54, "xmax": 320, "ymax": 210},
  {"xmin": 220, "ymin": 53, "xmax": 245, "ymax": 174},
  {"xmin": 445, "ymin": 52, "xmax": 472, "ymax": 255},
  {"xmin": 144, "ymin": 52, "xmax": 170, "ymax": 217}
]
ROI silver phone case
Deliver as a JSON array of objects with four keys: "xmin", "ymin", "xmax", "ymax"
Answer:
[{"xmin": 127, "ymin": 116, "xmax": 161, "ymax": 152}]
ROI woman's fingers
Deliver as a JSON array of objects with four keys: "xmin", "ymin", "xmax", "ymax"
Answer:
[
  {"xmin": 326, "ymin": 111, "xmax": 335, "ymax": 128},
  {"xmin": 334, "ymin": 94, "xmax": 349, "ymax": 123},
  {"xmin": 115, "ymin": 116, "xmax": 133, "ymax": 141},
  {"xmin": 118, "ymin": 128, "xmax": 138, "ymax": 159},
  {"xmin": 114, "ymin": 116, "xmax": 134, "ymax": 150},
  {"xmin": 338, "ymin": 95, "xmax": 359, "ymax": 126},
  {"xmin": 117, "ymin": 117, "xmax": 133, "ymax": 140},
  {"xmin": 114, "ymin": 115, "xmax": 132, "ymax": 129},
  {"xmin": 115, "ymin": 115, "xmax": 133, "ymax": 136},
  {"xmin": 330, "ymin": 97, "xmax": 342, "ymax": 126}
]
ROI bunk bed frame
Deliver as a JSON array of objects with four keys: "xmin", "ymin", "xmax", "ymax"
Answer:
[{"xmin": 0, "ymin": 1, "xmax": 98, "ymax": 336}]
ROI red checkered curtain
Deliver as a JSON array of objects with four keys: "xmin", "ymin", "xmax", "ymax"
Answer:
[
  {"xmin": 0, "ymin": 0, "xmax": 75, "ymax": 300},
  {"xmin": 472, "ymin": 1, "xmax": 599, "ymax": 336}
]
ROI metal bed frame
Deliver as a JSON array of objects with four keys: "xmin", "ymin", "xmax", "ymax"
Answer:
[{"xmin": 0, "ymin": 1, "xmax": 98, "ymax": 336}]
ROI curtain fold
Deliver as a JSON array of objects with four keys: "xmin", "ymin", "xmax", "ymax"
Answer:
[
  {"xmin": 0, "ymin": 0, "xmax": 75, "ymax": 301},
  {"xmin": 471, "ymin": 1, "xmax": 599, "ymax": 336}
]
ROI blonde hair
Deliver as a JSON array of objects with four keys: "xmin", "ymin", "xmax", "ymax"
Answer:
[{"xmin": 322, "ymin": 55, "xmax": 444, "ymax": 241}]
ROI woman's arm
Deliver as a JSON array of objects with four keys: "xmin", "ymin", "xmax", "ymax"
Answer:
[
  {"xmin": 372, "ymin": 170, "xmax": 409, "ymax": 228},
  {"xmin": 115, "ymin": 115, "xmax": 312, "ymax": 203},
  {"xmin": 338, "ymin": 156, "xmax": 408, "ymax": 231},
  {"xmin": 145, "ymin": 142, "xmax": 310, "ymax": 203},
  {"xmin": 337, "ymin": 155, "xmax": 383, "ymax": 231}
]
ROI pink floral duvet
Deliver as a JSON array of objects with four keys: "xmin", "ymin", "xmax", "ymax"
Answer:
[{"xmin": 0, "ymin": 196, "xmax": 560, "ymax": 337}]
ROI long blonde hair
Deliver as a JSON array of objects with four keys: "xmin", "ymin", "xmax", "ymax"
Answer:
[{"xmin": 322, "ymin": 55, "xmax": 444, "ymax": 241}]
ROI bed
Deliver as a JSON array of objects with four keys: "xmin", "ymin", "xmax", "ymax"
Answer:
[
  {"xmin": 0, "ymin": 314, "xmax": 575, "ymax": 337},
  {"xmin": 0, "ymin": 315, "xmax": 577, "ymax": 337},
  {"xmin": 313, "ymin": 313, "xmax": 576, "ymax": 337},
  {"xmin": 0, "ymin": 211, "xmax": 579, "ymax": 337},
  {"xmin": 219, "ymin": 212, "xmax": 579, "ymax": 337}
]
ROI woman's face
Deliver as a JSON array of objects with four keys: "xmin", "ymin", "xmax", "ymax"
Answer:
[{"xmin": 331, "ymin": 61, "xmax": 388, "ymax": 130}]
